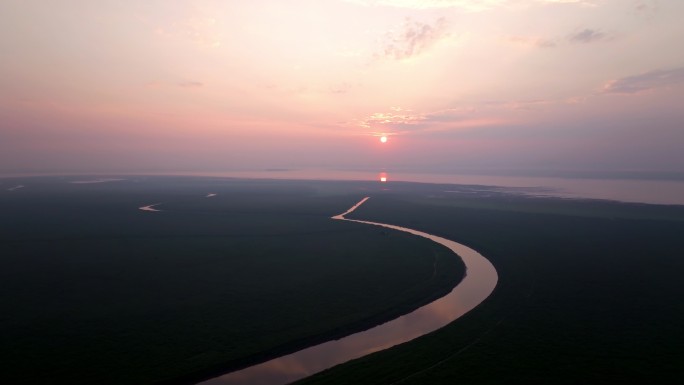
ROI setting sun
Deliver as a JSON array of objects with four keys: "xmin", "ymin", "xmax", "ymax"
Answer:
[{"xmin": 380, "ymin": 136, "xmax": 388, "ymax": 143}]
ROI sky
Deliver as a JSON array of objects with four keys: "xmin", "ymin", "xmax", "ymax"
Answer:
[{"xmin": 1, "ymin": 0, "xmax": 683, "ymax": 176}]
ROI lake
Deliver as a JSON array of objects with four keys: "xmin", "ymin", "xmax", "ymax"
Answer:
[{"xmin": 125, "ymin": 169, "xmax": 684, "ymax": 206}]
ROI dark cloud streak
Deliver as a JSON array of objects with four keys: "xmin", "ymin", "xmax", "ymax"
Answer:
[
  {"xmin": 568, "ymin": 28, "xmax": 605, "ymax": 43},
  {"xmin": 508, "ymin": 27, "xmax": 608, "ymax": 49},
  {"xmin": 377, "ymin": 18, "xmax": 450, "ymax": 60},
  {"xmin": 603, "ymin": 67, "xmax": 684, "ymax": 94}
]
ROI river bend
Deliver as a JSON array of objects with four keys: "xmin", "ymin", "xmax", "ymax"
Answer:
[{"xmin": 199, "ymin": 197, "xmax": 498, "ymax": 384}]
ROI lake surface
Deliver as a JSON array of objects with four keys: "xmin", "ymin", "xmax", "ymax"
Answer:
[
  {"xmin": 240, "ymin": 170, "xmax": 684, "ymax": 205},
  {"xmin": 199, "ymin": 197, "xmax": 498, "ymax": 385},
  {"xmin": 3, "ymin": 170, "xmax": 684, "ymax": 205}
]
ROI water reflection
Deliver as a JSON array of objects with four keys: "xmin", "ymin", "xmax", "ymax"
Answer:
[
  {"xmin": 70, "ymin": 178, "xmax": 125, "ymax": 184},
  {"xmin": 199, "ymin": 197, "xmax": 498, "ymax": 385},
  {"xmin": 139, "ymin": 203, "xmax": 162, "ymax": 212},
  {"xmin": 121, "ymin": 169, "xmax": 684, "ymax": 205}
]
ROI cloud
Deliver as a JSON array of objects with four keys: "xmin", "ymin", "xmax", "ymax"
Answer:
[
  {"xmin": 328, "ymin": 82, "xmax": 354, "ymax": 95},
  {"xmin": 568, "ymin": 28, "xmax": 605, "ymax": 43},
  {"xmin": 633, "ymin": 1, "xmax": 659, "ymax": 20},
  {"xmin": 377, "ymin": 18, "xmax": 450, "ymax": 60},
  {"xmin": 345, "ymin": 0, "xmax": 505, "ymax": 11},
  {"xmin": 508, "ymin": 36, "xmax": 557, "ymax": 48},
  {"xmin": 358, "ymin": 107, "xmax": 427, "ymax": 130},
  {"xmin": 508, "ymin": 27, "xmax": 608, "ymax": 49},
  {"xmin": 542, "ymin": 0, "xmax": 595, "ymax": 4},
  {"xmin": 603, "ymin": 67, "xmax": 684, "ymax": 94},
  {"xmin": 144, "ymin": 81, "xmax": 204, "ymax": 89},
  {"xmin": 353, "ymin": 106, "xmax": 501, "ymax": 136},
  {"xmin": 634, "ymin": 0, "xmax": 658, "ymax": 13},
  {"xmin": 351, "ymin": 96, "xmax": 589, "ymax": 135},
  {"xmin": 155, "ymin": 17, "xmax": 222, "ymax": 48},
  {"xmin": 178, "ymin": 81, "xmax": 204, "ymax": 88},
  {"xmin": 346, "ymin": 0, "xmax": 595, "ymax": 11}
]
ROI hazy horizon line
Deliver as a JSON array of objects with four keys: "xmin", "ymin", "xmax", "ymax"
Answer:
[{"xmin": 3, "ymin": 167, "xmax": 684, "ymax": 182}]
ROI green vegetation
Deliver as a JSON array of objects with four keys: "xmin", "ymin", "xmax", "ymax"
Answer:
[
  {"xmin": 298, "ymin": 183, "xmax": 684, "ymax": 384},
  {"xmin": 0, "ymin": 176, "xmax": 463, "ymax": 385}
]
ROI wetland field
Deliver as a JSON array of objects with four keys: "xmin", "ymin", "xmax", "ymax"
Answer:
[{"xmin": 2, "ymin": 175, "xmax": 683, "ymax": 384}]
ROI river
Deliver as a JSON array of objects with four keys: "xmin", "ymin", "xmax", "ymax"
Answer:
[{"xmin": 198, "ymin": 197, "xmax": 498, "ymax": 385}]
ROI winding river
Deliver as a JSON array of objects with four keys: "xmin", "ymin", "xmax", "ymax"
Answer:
[{"xmin": 199, "ymin": 197, "xmax": 498, "ymax": 385}]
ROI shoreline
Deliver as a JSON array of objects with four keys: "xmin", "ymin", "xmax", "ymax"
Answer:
[{"xmin": 3, "ymin": 173, "xmax": 684, "ymax": 205}]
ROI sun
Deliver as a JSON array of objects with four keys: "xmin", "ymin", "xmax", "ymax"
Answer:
[{"xmin": 380, "ymin": 136, "xmax": 388, "ymax": 143}]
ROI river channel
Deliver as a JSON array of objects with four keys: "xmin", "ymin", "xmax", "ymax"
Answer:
[{"xmin": 199, "ymin": 197, "xmax": 498, "ymax": 385}]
